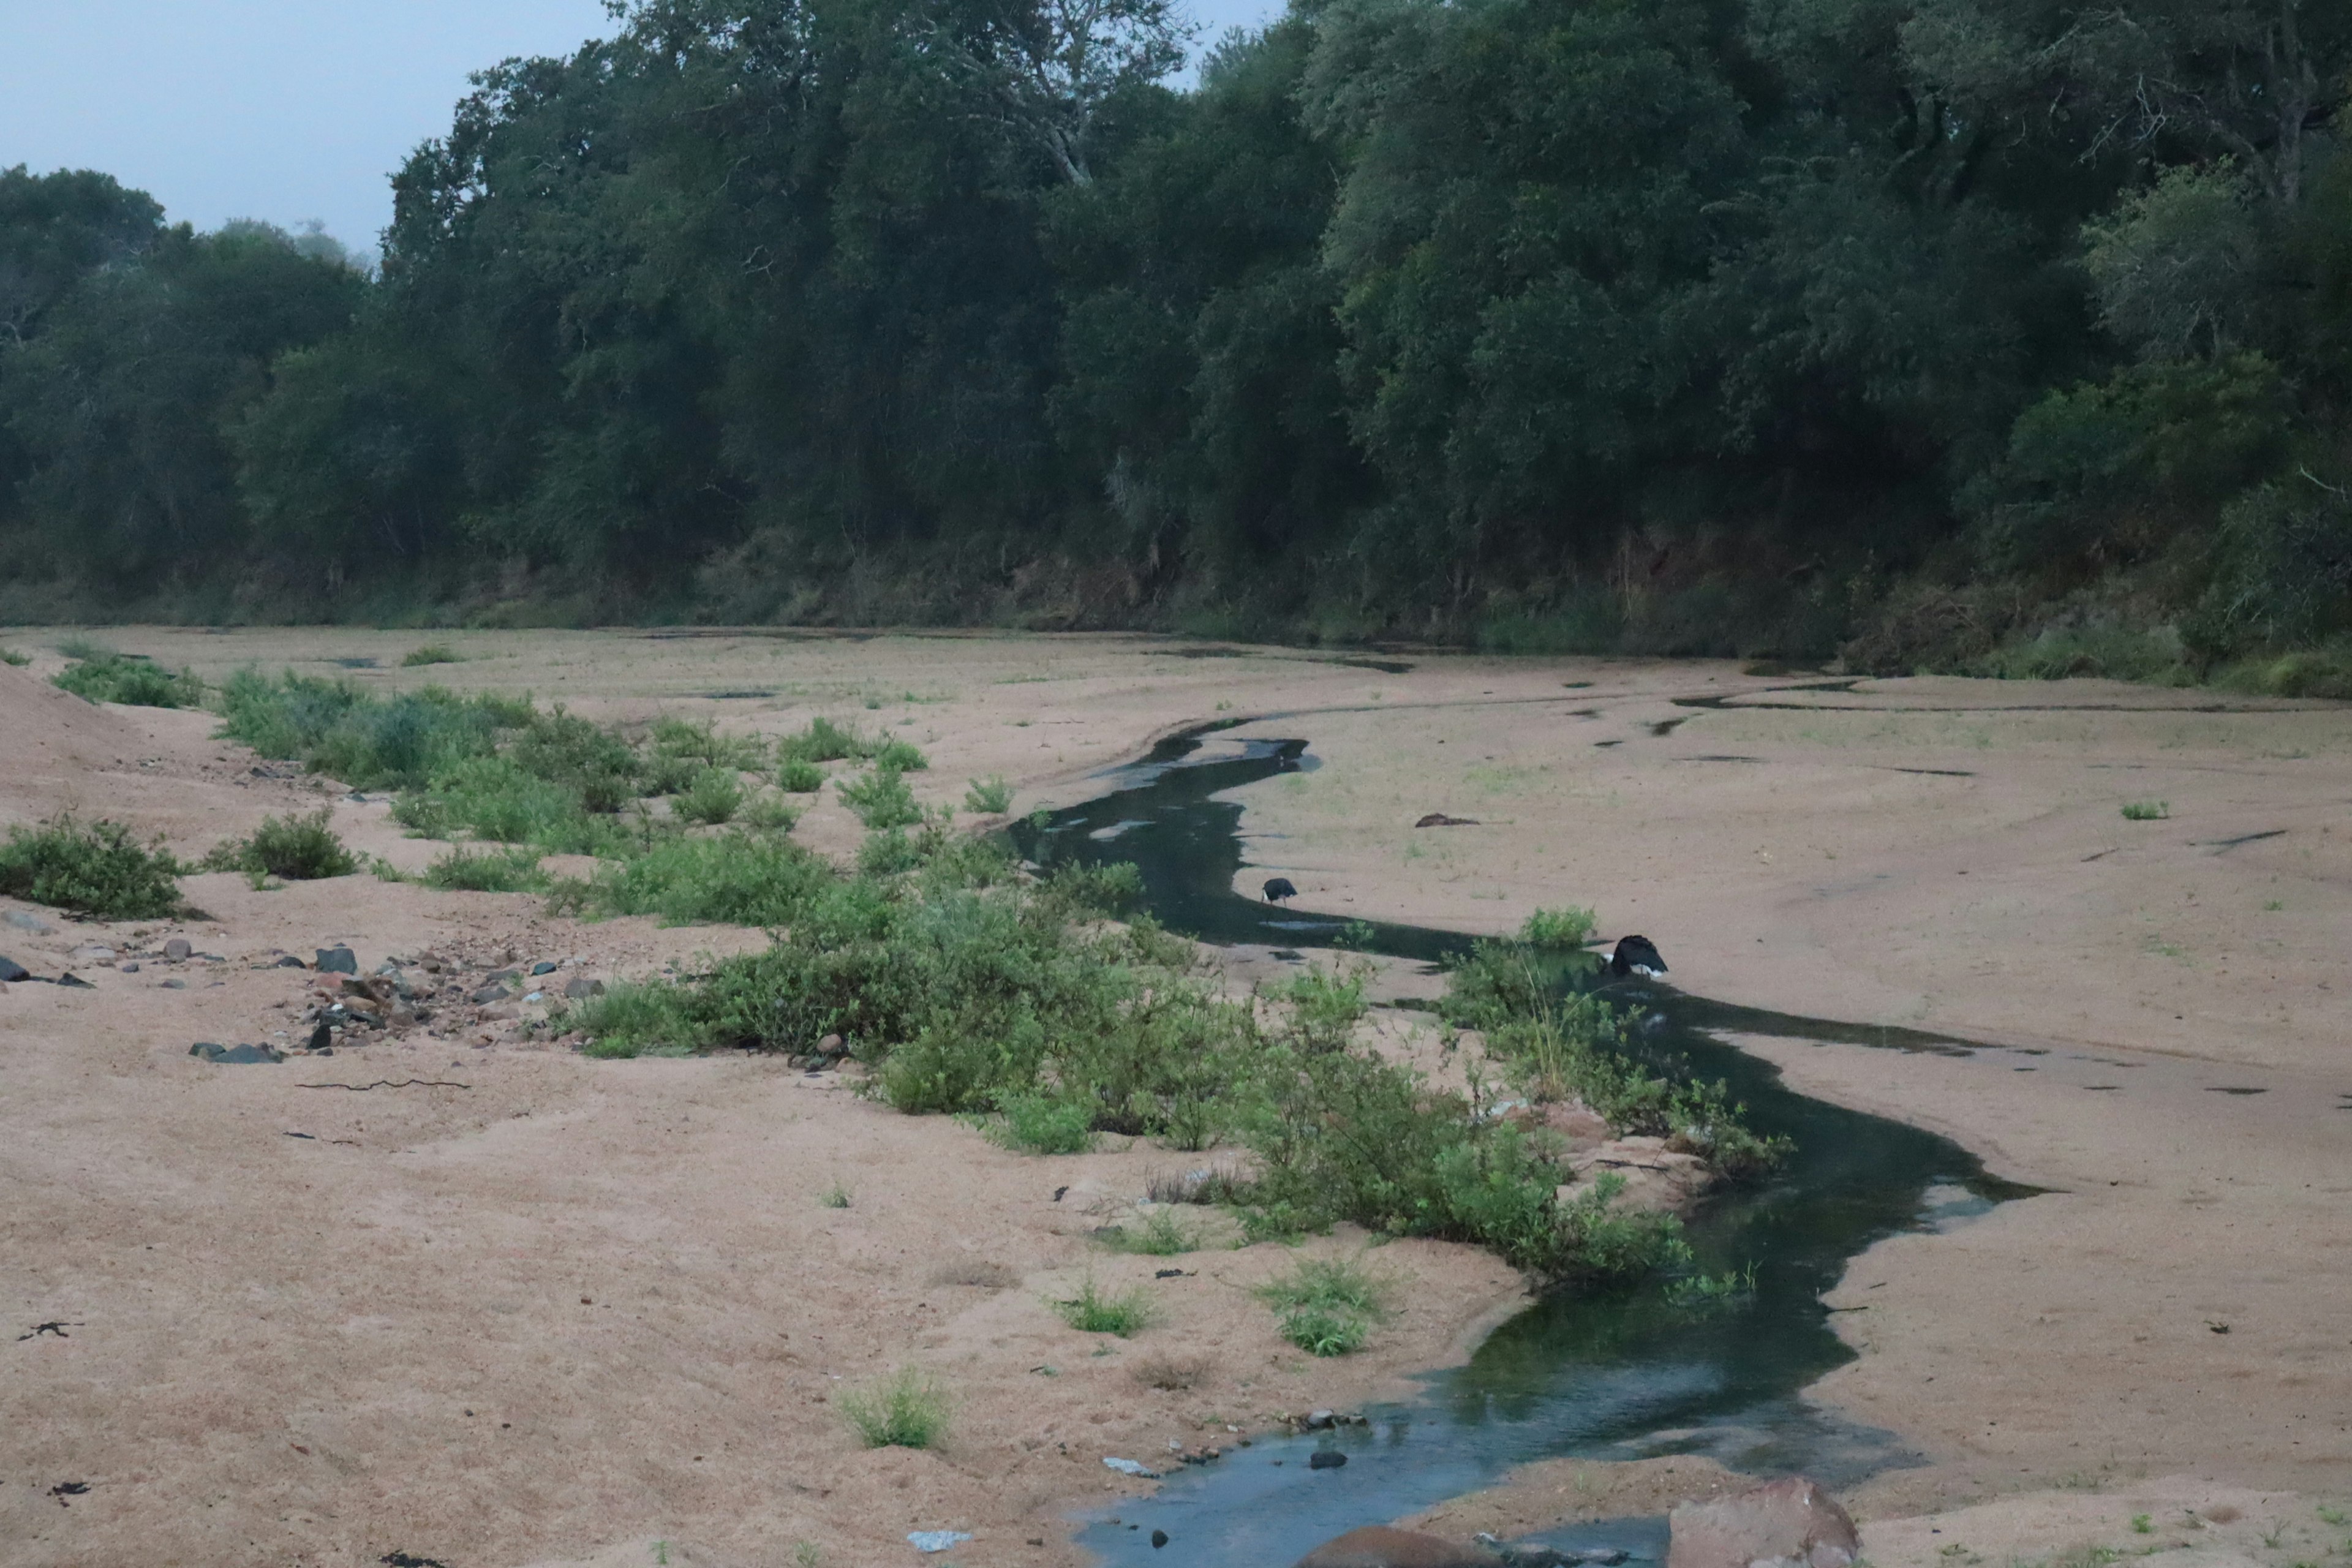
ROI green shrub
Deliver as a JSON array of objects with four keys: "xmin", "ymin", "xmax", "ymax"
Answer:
[
  {"xmin": 0, "ymin": 647, "xmax": 28, "ymax": 667},
  {"xmin": 507, "ymin": 707, "xmax": 639, "ymax": 812},
  {"xmin": 741, "ymin": 793, "xmax": 801, "ymax": 832},
  {"xmin": 873, "ymin": 737, "xmax": 929, "ymax": 772},
  {"xmin": 420, "ymin": 845, "xmax": 547, "ymax": 892},
  {"xmin": 778, "ymin": 716, "xmax": 873, "ymax": 764},
  {"xmin": 856, "ymin": 826, "xmax": 925, "ymax": 877},
  {"xmin": 2120, "ymin": 800, "xmax": 2170, "ymax": 820},
  {"xmin": 202, "ymin": 808, "xmax": 358, "ymax": 880},
  {"xmin": 963, "ymin": 775, "xmax": 1014, "ymax": 813},
  {"xmin": 1279, "ymin": 1308, "xmax": 1368, "ymax": 1356},
  {"xmin": 53, "ymin": 652, "xmax": 203, "ymax": 708},
  {"xmin": 837, "ymin": 767, "xmax": 922, "ymax": 829},
  {"xmin": 1102, "ymin": 1208, "xmax": 1199, "ymax": 1255},
  {"xmin": 0, "ymin": 816, "xmax": 184, "ymax": 919},
  {"xmin": 1520, "ymin": 905, "xmax": 1597, "ymax": 949},
  {"xmin": 551, "ymin": 831, "xmax": 830, "ymax": 926},
  {"xmin": 401, "ymin": 644, "xmax": 464, "ymax": 667},
  {"xmin": 1270, "ymin": 963, "xmax": 1370, "ymax": 1054},
  {"xmin": 394, "ymin": 755, "xmax": 591, "ymax": 846},
  {"xmin": 1053, "ymin": 1276, "xmax": 1154, "ymax": 1336},
  {"xmin": 838, "ymin": 1368, "xmax": 949, "ymax": 1449},
  {"xmin": 217, "ymin": 669, "xmax": 515, "ymax": 790},
  {"xmin": 777, "ymin": 758, "xmax": 827, "ymax": 793},
  {"xmin": 650, "ymin": 715, "xmax": 767, "ymax": 772},
  {"xmin": 573, "ymin": 981, "xmax": 705, "ymax": 1058},
  {"xmin": 986, "ymin": 1091, "xmax": 1097, "ymax": 1154},
  {"xmin": 677, "ymin": 767, "xmax": 745, "ymax": 826}
]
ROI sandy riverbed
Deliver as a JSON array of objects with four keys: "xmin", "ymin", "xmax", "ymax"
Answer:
[{"xmin": 2, "ymin": 628, "xmax": 2346, "ymax": 1567}]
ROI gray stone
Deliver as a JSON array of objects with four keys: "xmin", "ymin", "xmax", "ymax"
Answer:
[
  {"xmin": 70, "ymin": 944, "xmax": 116, "ymax": 964},
  {"xmin": 1667, "ymin": 1477, "xmax": 1859, "ymax": 1568},
  {"xmin": 5, "ymin": 910, "xmax": 55, "ymax": 933},
  {"xmin": 315, "ymin": 946, "xmax": 358, "ymax": 974},
  {"xmin": 563, "ymin": 977, "xmax": 605, "ymax": 1000},
  {"xmin": 532, "ymin": 960, "xmax": 558, "ymax": 976},
  {"xmin": 1294, "ymin": 1526, "xmax": 1501, "ymax": 1568},
  {"xmin": 189, "ymin": 1042, "xmax": 284, "ymax": 1065},
  {"xmin": 275, "ymin": 955, "xmax": 305, "ymax": 968},
  {"xmin": 55, "ymin": 972, "xmax": 93, "ymax": 989},
  {"xmin": 0, "ymin": 956, "xmax": 28, "ymax": 983},
  {"xmin": 1308, "ymin": 1450, "xmax": 1348, "ymax": 1470},
  {"xmin": 1302, "ymin": 1409, "xmax": 1336, "ymax": 1429},
  {"xmin": 119, "ymin": 962, "xmax": 140, "ymax": 973},
  {"xmin": 162, "ymin": 937, "xmax": 192, "ymax": 961},
  {"xmin": 472, "ymin": 985, "xmax": 513, "ymax": 1006}
]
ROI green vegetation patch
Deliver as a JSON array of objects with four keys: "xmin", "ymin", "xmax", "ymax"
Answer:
[
  {"xmin": 400, "ymin": 644, "xmax": 465, "ymax": 667},
  {"xmin": 550, "ymin": 831, "xmax": 831, "ymax": 927},
  {"xmin": 1256, "ymin": 1257, "xmax": 1385, "ymax": 1356},
  {"xmin": 201, "ymin": 808, "xmax": 357, "ymax": 880},
  {"xmin": 53, "ymin": 649, "xmax": 204, "ymax": 708},
  {"xmin": 2120, "ymin": 800, "xmax": 2170, "ymax": 820},
  {"xmin": 217, "ymin": 669, "xmax": 522, "ymax": 790},
  {"xmin": 1053, "ymin": 1276, "xmax": 1155, "ymax": 1336},
  {"xmin": 0, "ymin": 816, "xmax": 186, "ymax": 919},
  {"xmin": 1520, "ymin": 905, "xmax": 1597, "ymax": 950},
  {"xmin": 838, "ymin": 1368, "xmax": 949, "ymax": 1450}
]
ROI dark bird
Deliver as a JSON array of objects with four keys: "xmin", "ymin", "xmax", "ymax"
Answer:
[
  {"xmin": 1610, "ymin": 935, "xmax": 1668, "ymax": 978},
  {"xmin": 1262, "ymin": 877, "xmax": 1298, "ymax": 903}
]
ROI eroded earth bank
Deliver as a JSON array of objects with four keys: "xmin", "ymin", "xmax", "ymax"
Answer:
[{"xmin": 2, "ymin": 629, "xmax": 2346, "ymax": 1568}]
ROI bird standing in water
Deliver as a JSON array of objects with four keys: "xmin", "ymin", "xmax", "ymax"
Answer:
[{"xmin": 1610, "ymin": 935, "xmax": 1667, "ymax": 978}]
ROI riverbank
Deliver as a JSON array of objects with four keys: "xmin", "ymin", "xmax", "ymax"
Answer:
[{"xmin": 2, "ymin": 628, "xmax": 2345, "ymax": 1565}]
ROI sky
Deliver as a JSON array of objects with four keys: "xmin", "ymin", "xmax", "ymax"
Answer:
[{"xmin": 0, "ymin": 0, "xmax": 1280, "ymax": 261}]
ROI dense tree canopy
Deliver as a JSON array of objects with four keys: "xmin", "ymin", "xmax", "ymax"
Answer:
[{"xmin": 2, "ymin": 0, "xmax": 2346, "ymax": 674}]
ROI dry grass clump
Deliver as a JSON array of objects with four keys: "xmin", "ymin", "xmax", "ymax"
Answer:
[
  {"xmin": 1130, "ymin": 1352, "xmax": 1213, "ymax": 1392},
  {"xmin": 929, "ymin": 1259, "xmax": 1021, "ymax": 1291}
]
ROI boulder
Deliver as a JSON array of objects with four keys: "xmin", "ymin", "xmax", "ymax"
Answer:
[
  {"xmin": 0, "ymin": 956, "xmax": 29, "ymax": 984},
  {"xmin": 162, "ymin": 937, "xmax": 192, "ymax": 961},
  {"xmin": 315, "ymin": 946, "xmax": 358, "ymax": 975},
  {"xmin": 563, "ymin": 976, "xmax": 605, "ymax": 1001},
  {"xmin": 1295, "ymin": 1526, "xmax": 1501, "ymax": 1568},
  {"xmin": 1666, "ymin": 1476, "xmax": 1858, "ymax": 1568}
]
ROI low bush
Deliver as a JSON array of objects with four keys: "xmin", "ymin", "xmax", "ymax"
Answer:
[
  {"xmin": 549, "ymin": 831, "xmax": 831, "ymax": 927},
  {"xmin": 837, "ymin": 767, "xmax": 922, "ymax": 829},
  {"xmin": 777, "ymin": 758, "xmax": 827, "ymax": 793},
  {"xmin": 1520, "ymin": 905, "xmax": 1597, "ymax": 950},
  {"xmin": 573, "ymin": 982, "xmax": 706, "ymax": 1058},
  {"xmin": 987, "ymin": 1091, "xmax": 1097, "ymax": 1154},
  {"xmin": 2120, "ymin": 799, "xmax": 2170, "ymax": 820},
  {"xmin": 1, "ymin": 647, "xmax": 28, "ymax": 666},
  {"xmin": 778, "ymin": 716, "xmax": 873, "ymax": 763},
  {"xmin": 873, "ymin": 737, "xmax": 929, "ymax": 772},
  {"xmin": 420, "ymin": 845, "xmax": 547, "ymax": 892},
  {"xmin": 1053, "ymin": 1276, "xmax": 1154, "ymax": 1336},
  {"xmin": 1101, "ymin": 1208, "xmax": 1199, "ymax": 1255},
  {"xmin": 0, "ymin": 816, "xmax": 185, "ymax": 919},
  {"xmin": 401, "ymin": 644, "xmax": 464, "ymax": 667},
  {"xmin": 53, "ymin": 651, "xmax": 204, "ymax": 708},
  {"xmin": 741, "ymin": 794, "xmax": 800, "ymax": 832},
  {"xmin": 677, "ymin": 767, "xmax": 745, "ymax": 826},
  {"xmin": 202, "ymin": 809, "xmax": 358, "ymax": 880},
  {"xmin": 650, "ymin": 715, "xmax": 767, "ymax": 772},
  {"xmin": 963, "ymin": 775, "xmax": 1014, "ymax": 813},
  {"xmin": 838, "ymin": 1368, "xmax": 950, "ymax": 1449},
  {"xmin": 1256, "ymin": 1257, "xmax": 1385, "ymax": 1356},
  {"xmin": 217, "ymin": 669, "xmax": 520, "ymax": 790}
]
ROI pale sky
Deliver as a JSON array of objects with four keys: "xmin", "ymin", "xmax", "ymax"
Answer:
[{"xmin": 0, "ymin": 0, "xmax": 1280, "ymax": 261}]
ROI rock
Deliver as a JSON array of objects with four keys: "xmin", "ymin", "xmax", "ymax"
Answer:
[
  {"xmin": 160, "ymin": 979, "xmax": 186, "ymax": 990},
  {"xmin": 315, "ymin": 946, "xmax": 358, "ymax": 974},
  {"xmin": 1308, "ymin": 1450, "xmax": 1348, "ymax": 1470},
  {"xmin": 190, "ymin": 1042, "xmax": 284, "ymax": 1065},
  {"xmin": 1303, "ymin": 1409, "xmax": 1336, "ymax": 1429},
  {"xmin": 1103, "ymin": 1457, "xmax": 1162, "ymax": 1478},
  {"xmin": 816, "ymin": 1032, "xmax": 848, "ymax": 1057},
  {"xmin": 908, "ymin": 1532, "xmax": 972, "ymax": 1554},
  {"xmin": 276, "ymin": 955, "xmax": 306, "ymax": 968},
  {"xmin": 56, "ymin": 972, "xmax": 93, "ymax": 989},
  {"xmin": 473, "ymin": 985, "xmax": 513, "ymax": 1006},
  {"xmin": 0, "ymin": 956, "xmax": 28, "ymax": 984},
  {"xmin": 70, "ymin": 944, "xmax": 116, "ymax": 964},
  {"xmin": 119, "ymin": 961, "xmax": 140, "ymax": 973},
  {"xmin": 1153, "ymin": 1529, "xmax": 1170, "ymax": 1548},
  {"xmin": 1666, "ymin": 1476, "xmax": 1858, "ymax": 1568},
  {"xmin": 308, "ymin": 1023, "xmax": 333, "ymax": 1051},
  {"xmin": 162, "ymin": 938, "xmax": 192, "ymax": 961},
  {"xmin": 1414, "ymin": 813, "xmax": 1482, "ymax": 828},
  {"xmin": 563, "ymin": 977, "xmax": 605, "ymax": 1000},
  {"xmin": 1295, "ymin": 1526, "xmax": 1501, "ymax": 1567},
  {"xmin": 4, "ymin": 910, "xmax": 55, "ymax": 934},
  {"xmin": 532, "ymin": 960, "xmax": 558, "ymax": 976}
]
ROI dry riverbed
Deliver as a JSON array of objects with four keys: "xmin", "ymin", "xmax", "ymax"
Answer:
[{"xmin": 2, "ymin": 628, "xmax": 2346, "ymax": 1567}]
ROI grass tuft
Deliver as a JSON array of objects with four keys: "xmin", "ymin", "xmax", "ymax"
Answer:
[
  {"xmin": 2120, "ymin": 800, "xmax": 2169, "ymax": 820},
  {"xmin": 986, "ymin": 1091, "xmax": 1096, "ymax": 1154},
  {"xmin": 401, "ymin": 644, "xmax": 465, "ymax": 667},
  {"xmin": 202, "ymin": 809, "xmax": 358, "ymax": 880},
  {"xmin": 1101, "ymin": 1208, "xmax": 1198, "ymax": 1256},
  {"xmin": 573, "ymin": 981, "xmax": 703, "ymax": 1058},
  {"xmin": 776, "ymin": 758, "xmax": 827, "ymax": 793},
  {"xmin": 53, "ymin": 649, "xmax": 203, "ymax": 708},
  {"xmin": 1257, "ymin": 1257, "xmax": 1385, "ymax": 1356},
  {"xmin": 839, "ymin": 1368, "xmax": 949, "ymax": 1449},
  {"xmin": 0, "ymin": 816, "xmax": 185, "ymax": 919},
  {"xmin": 1053, "ymin": 1276, "xmax": 1155, "ymax": 1336},
  {"xmin": 837, "ymin": 767, "xmax": 922, "ymax": 829},
  {"xmin": 778, "ymin": 716, "xmax": 873, "ymax": 764},
  {"xmin": 819, "ymin": 1178, "xmax": 853, "ymax": 1209},
  {"xmin": 963, "ymin": 775, "xmax": 1014, "ymax": 814},
  {"xmin": 0, "ymin": 646, "xmax": 29, "ymax": 666},
  {"xmin": 420, "ymin": 845, "xmax": 547, "ymax": 892},
  {"xmin": 676, "ymin": 767, "xmax": 745, "ymax": 826}
]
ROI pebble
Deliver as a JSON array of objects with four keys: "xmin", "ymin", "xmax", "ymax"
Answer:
[
  {"xmin": 1308, "ymin": 1450, "xmax": 1348, "ymax": 1470},
  {"xmin": 472, "ymin": 985, "xmax": 513, "ymax": 1005},
  {"xmin": 160, "ymin": 979, "xmax": 186, "ymax": 990},
  {"xmin": 119, "ymin": 962, "xmax": 140, "ymax": 973},
  {"xmin": 315, "ymin": 947, "xmax": 358, "ymax": 974},
  {"xmin": 162, "ymin": 937, "xmax": 192, "ymax": 961},
  {"xmin": 531, "ymin": 960, "xmax": 558, "ymax": 976}
]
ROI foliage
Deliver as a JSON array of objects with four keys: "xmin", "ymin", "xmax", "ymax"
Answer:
[
  {"xmin": 779, "ymin": 718, "xmax": 874, "ymax": 765},
  {"xmin": 1257, "ymin": 1257, "xmax": 1384, "ymax": 1355},
  {"xmin": 963, "ymin": 775, "xmax": 1015, "ymax": 813},
  {"xmin": 837, "ymin": 767, "xmax": 922, "ymax": 830},
  {"xmin": 777, "ymin": 758, "xmax": 828, "ymax": 794},
  {"xmin": 420, "ymin": 845, "xmax": 548, "ymax": 892},
  {"xmin": 0, "ymin": 647, "xmax": 28, "ymax": 666},
  {"xmin": 986, "ymin": 1091, "xmax": 1098, "ymax": 1153},
  {"xmin": 838, "ymin": 1368, "xmax": 951, "ymax": 1450},
  {"xmin": 2119, "ymin": 800, "xmax": 2169, "ymax": 821},
  {"xmin": 216, "ymin": 669, "xmax": 519, "ymax": 790},
  {"xmin": 1518, "ymin": 906, "xmax": 1596, "ymax": 951},
  {"xmin": 1101, "ymin": 1208, "xmax": 1198, "ymax": 1255},
  {"xmin": 401, "ymin": 644, "xmax": 464, "ymax": 666},
  {"xmin": 52, "ymin": 650, "xmax": 204, "ymax": 707},
  {"xmin": 550, "ymin": 831, "xmax": 831, "ymax": 927},
  {"xmin": 1052, "ymin": 1276, "xmax": 1155, "ymax": 1336},
  {"xmin": 676, "ymin": 766, "xmax": 745, "ymax": 826},
  {"xmin": 0, "ymin": 815, "xmax": 184, "ymax": 919},
  {"xmin": 202, "ymin": 809, "xmax": 358, "ymax": 880}
]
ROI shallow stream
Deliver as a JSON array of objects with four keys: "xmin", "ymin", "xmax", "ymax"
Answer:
[{"xmin": 1011, "ymin": 728, "xmax": 2027, "ymax": 1567}]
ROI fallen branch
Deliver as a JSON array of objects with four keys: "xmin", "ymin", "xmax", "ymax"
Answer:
[{"xmin": 295, "ymin": 1079, "xmax": 472, "ymax": 1091}]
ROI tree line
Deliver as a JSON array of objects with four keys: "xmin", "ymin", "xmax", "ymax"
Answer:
[{"xmin": 2, "ymin": 0, "xmax": 2348, "ymax": 677}]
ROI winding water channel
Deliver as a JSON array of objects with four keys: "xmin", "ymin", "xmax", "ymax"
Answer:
[{"xmin": 1011, "ymin": 727, "xmax": 2031, "ymax": 1568}]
